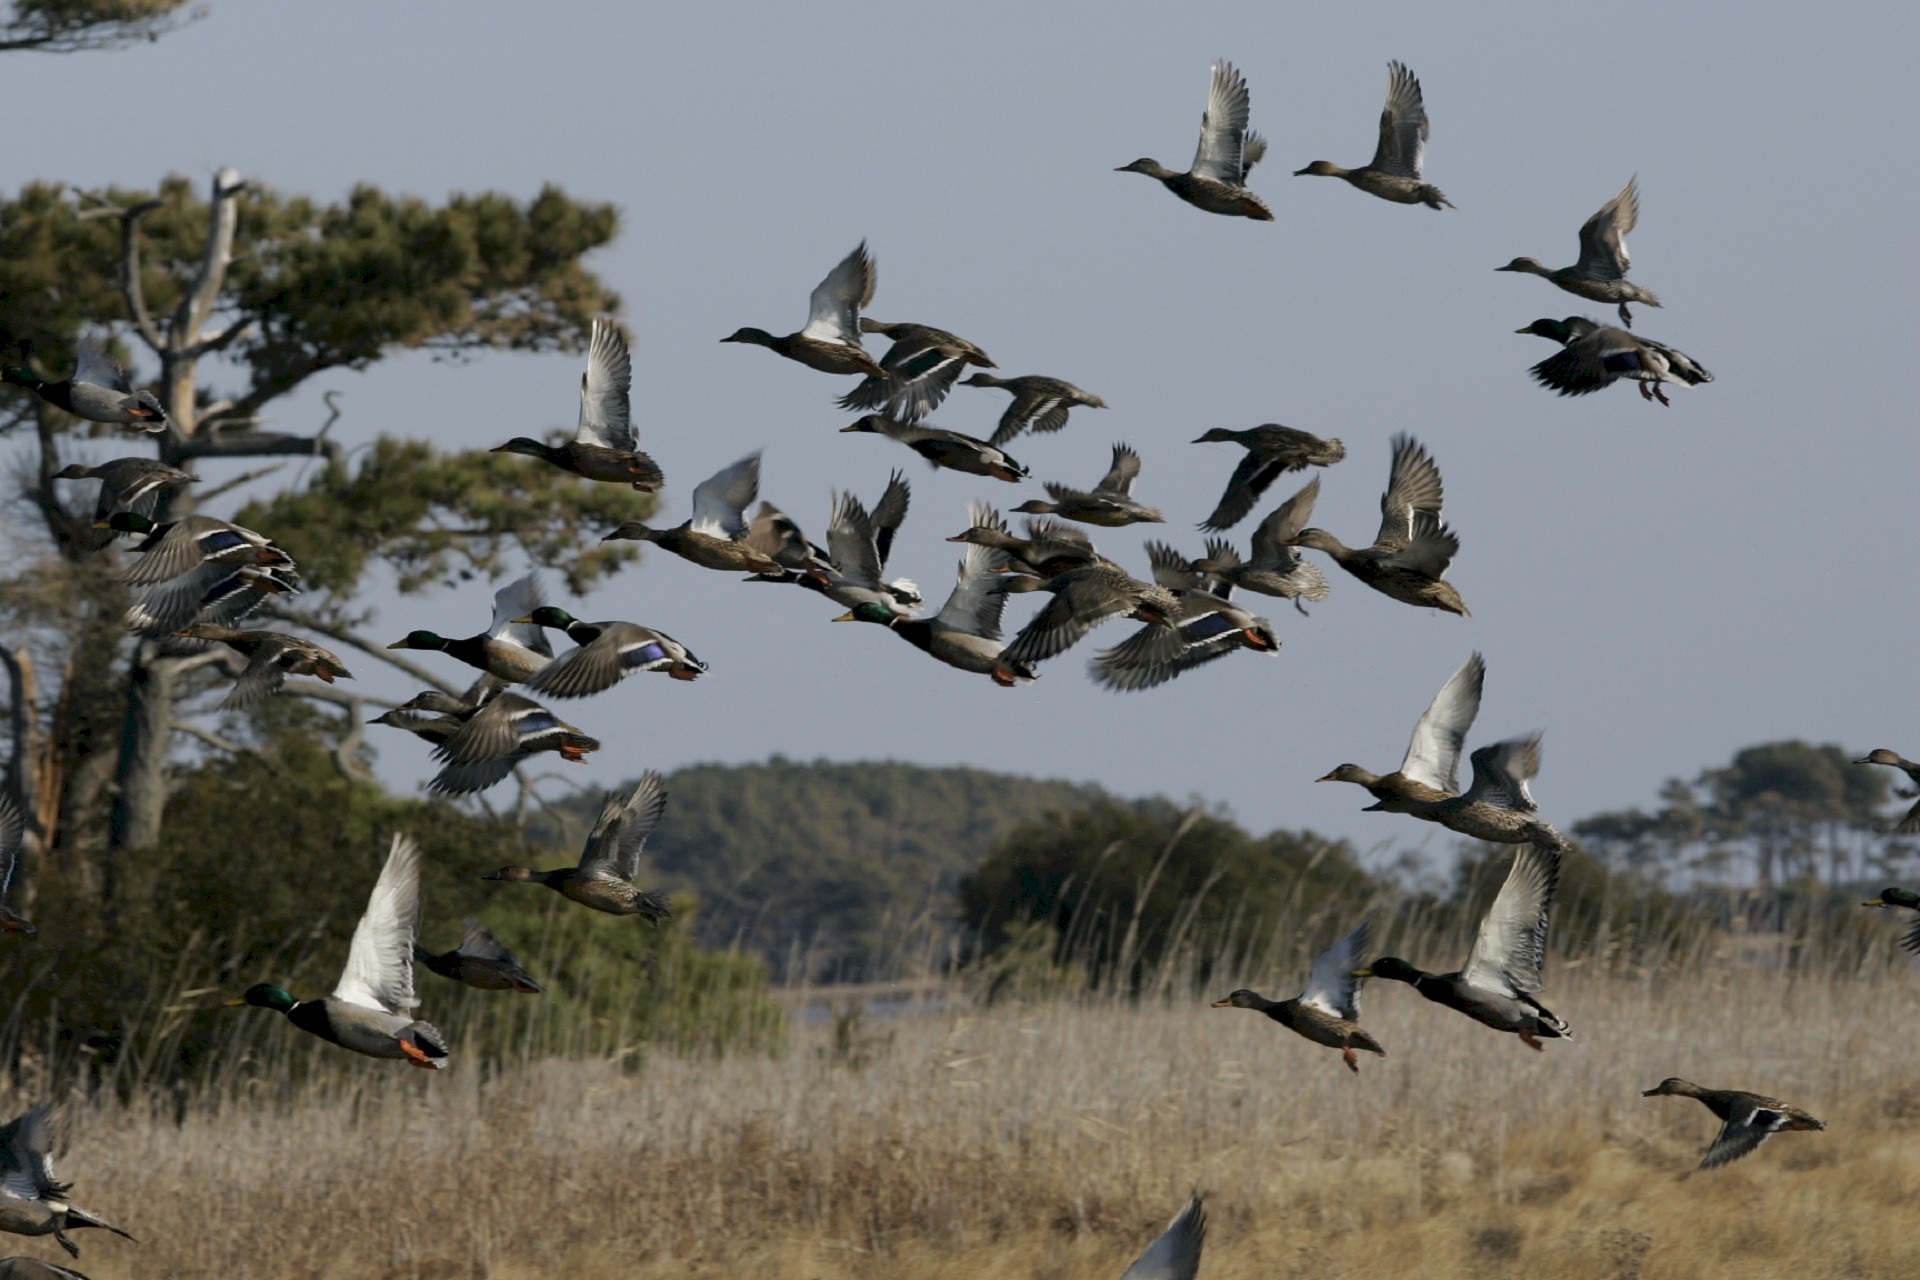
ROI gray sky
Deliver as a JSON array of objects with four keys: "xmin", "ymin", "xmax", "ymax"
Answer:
[{"xmin": 4, "ymin": 0, "xmax": 1914, "ymax": 860}]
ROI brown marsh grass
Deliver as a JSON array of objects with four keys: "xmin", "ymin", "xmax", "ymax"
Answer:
[{"xmin": 6, "ymin": 960, "xmax": 1920, "ymax": 1279}]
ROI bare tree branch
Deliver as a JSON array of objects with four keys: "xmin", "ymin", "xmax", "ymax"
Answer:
[
  {"xmin": 193, "ymin": 463, "xmax": 285, "ymax": 504},
  {"xmin": 118, "ymin": 197, "xmax": 166, "ymax": 354},
  {"xmin": 169, "ymin": 720, "xmax": 253, "ymax": 757},
  {"xmin": 182, "ymin": 314, "xmax": 252, "ymax": 361}
]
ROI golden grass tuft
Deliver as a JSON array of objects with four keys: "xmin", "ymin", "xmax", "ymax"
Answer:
[{"xmin": 8, "ymin": 966, "xmax": 1920, "ymax": 1278}]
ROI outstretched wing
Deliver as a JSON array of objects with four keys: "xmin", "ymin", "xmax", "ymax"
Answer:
[
  {"xmin": 73, "ymin": 334, "xmax": 131, "ymax": 392},
  {"xmin": 1460, "ymin": 735, "xmax": 1542, "ymax": 812},
  {"xmin": 332, "ymin": 834, "xmax": 424, "ymax": 1014},
  {"xmin": 1399, "ymin": 652, "xmax": 1484, "ymax": 792},
  {"xmin": 454, "ymin": 918, "xmax": 515, "ymax": 962},
  {"xmin": 1119, "ymin": 1195, "xmax": 1208, "ymax": 1280},
  {"xmin": 0, "ymin": 795, "xmax": 20, "ymax": 899},
  {"xmin": 1573, "ymin": 178, "xmax": 1639, "ymax": 282},
  {"xmin": 487, "ymin": 573, "xmax": 552, "ymax": 659},
  {"xmin": 1460, "ymin": 843, "xmax": 1559, "ymax": 997},
  {"xmin": 826, "ymin": 490, "xmax": 885, "ymax": 588},
  {"xmin": 1297, "ymin": 918, "xmax": 1370, "ymax": 1020},
  {"xmin": 1192, "ymin": 60, "xmax": 1253, "ymax": 184},
  {"xmin": 1096, "ymin": 443, "xmax": 1144, "ymax": 496},
  {"xmin": 689, "ymin": 452, "xmax": 762, "ymax": 539},
  {"xmin": 799, "ymin": 242, "xmax": 874, "ymax": 344},
  {"xmin": 870, "ymin": 470, "xmax": 911, "ymax": 569},
  {"xmin": 1375, "ymin": 434, "xmax": 1446, "ymax": 551},
  {"xmin": 937, "ymin": 509, "xmax": 1014, "ymax": 638},
  {"xmin": 1368, "ymin": 60, "xmax": 1430, "ymax": 179},
  {"xmin": 579, "ymin": 772, "xmax": 669, "ymax": 881},
  {"xmin": 574, "ymin": 315, "xmax": 635, "ymax": 451}
]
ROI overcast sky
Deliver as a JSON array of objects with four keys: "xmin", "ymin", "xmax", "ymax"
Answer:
[{"xmin": 4, "ymin": 1, "xmax": 1913, "ymax": 862}]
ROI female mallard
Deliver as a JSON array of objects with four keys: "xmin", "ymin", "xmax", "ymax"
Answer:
[
  {"xmin": 1014, "ymin": 444, "xmax": 1163, "ymax": 527},
  {"xmin": 228, "ymin": 834, "xmax": 448, "ymax": 1069},
  {"xmin": 415, "ymin": 919, "xmax": 543, "ymax": 994},
  {"xmin": 838, "ymin": 320, "xmax": 995, "ymax": 422},
  {"xmin": 1213, "ymin": 919, "xmax": 1382, "ymax": 1073},
  {"xmin": 1118, "ymin": 1195, "xmax": 1206, "ymax": 1280},
  {"xmin": 840, "ymin": 414, "xmax": 1027, "ymax": 482},
  {"xmin": 387, "ymin": 573, "xmax": 552, "ymax": 683},
  {"xmin": 1090, "ymin": 541, "xmax": 1277, "ymax": 693},
  {"xmin": 1517, "ymin": 317, "xmax": 1712, "ymax": 405},
  {"xmin": 108, "ymin": 513, "xmax": 295, "ymax": 636},
  {"xmin": 1193, "ymin": 424, "xmax": 1346, "ymax": 532},
  {"xmin": 1641, "ymin": 1079, "xmax": 1825, "ymax": 1173},
  {"xmin": 0, "ymin": 798, "xmax": 34, "ymax": 937},
  {"xmin": 1117, "ymin": 60, "xmax": 1273, "ymax": 221},
  {"xmin": 958, "ymin": 373, "xmax": 1106, "ymax": 446},
  {"xmin": 721, "ymin": 243, "xmax": 884, "ymax": 377},
  {"xmin": 368, "ymin": 687, "xmax": 488, "ymax": 746},
  {"xmin": 1354, "ymin": 843, "xmax": 1569, "ymax": 1049},
  {"xmin": 0, "ymin": 1105, "xmax": 134, "ymax": 1259},
  {"xmin": 54, "ymin": 457, "xmax": 192, "ymax": 531},
  {"xmin": 946, "ymin": 516, "xmax": 1110, "ymax": 579},
  {"xmin": 1856, "ymin": 750, "xmax": 1920, "ymax": 834},
  {"xmin": 174, "ymin": 623, "xmax": 352, "ymax": 709},
  {"xmin": 1294, "ymin": 61, "xmax": 1452, "ymax": 210},
  {"xmin": 748, "ymin": 479, "xmax": 921, "ymax": 620},
  {"xmin": 515, "ymin": 606, "xmax": 706, "ymax": 696},
  {"xmin": 2, "ymin": 336, "xmax": 165, "ymax": 430},
  {"xmin": 1284, "ymin": 434, "xmax": 1467, "ymax": 616},
  {"xmin": 1395, "ymin": 737, "xmax": 1564, "ymax": 846},
  {"xmin": 1188, "ymin": 477, "xmax": 1328, "ymax": 609},
  {"xmin": 1317, "ymin": 652, "xmax": 1484, "ymax": 811},
  {"xmin": 427, "ymin": 692, "xmax": 599, "ymax": 795},
  {"xmin": 491, "ymin": 315, "xmax": 663, "ymax": 490},
  {"xmin": 484, "ymin": 772, "xmax": 673, "ymax": 921},
  {"xmin": 1498, "ymin": 179, "xmax": 1660, "ymax": 327},
  {"xmin": 837, "ymin": 503, "xmax": 1035, "ymax": 685},
  {"xmin": 1863, "ymin": 887, "xmax": 1920, "ymax": 953},
  {"xmin": 601, "ymin": 452, "xmax": 786, "ymax": 574},
  {"xmin": 993, "ymin": 563, "xmax": 1180, "ymax": 680}
]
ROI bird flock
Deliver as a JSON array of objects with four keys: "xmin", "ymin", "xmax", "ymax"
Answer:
[{"xmin": 0, "ymin": 53, "xmax": 1908, "ymax": 1279}]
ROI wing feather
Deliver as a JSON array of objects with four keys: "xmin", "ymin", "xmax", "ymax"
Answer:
[{"xmin": 332, "ymin": 834, "xmax": 424, "ymax": 1014}]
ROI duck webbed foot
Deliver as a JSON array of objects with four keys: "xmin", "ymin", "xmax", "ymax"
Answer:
[
  {"xmin": 1518, "ymin": 1030, "xmax": 1544, "ymax": 1052},
  {"xmin": 1637, "ymin": 379, "xmax": 1654, "ymax": 402},
  {"xmin": 56, "ymin": 1231, "xmax": 80, "ymax": 1258},
  {"xmin": 1651, "ymin": 383, "xmax": 1671, "ymax": 407},
  {"xmin": 1341, "ymin": 1044, "xmax": 1360, "ymax": 1074},
  {"xmin": 1618, "ymin": 301, "xmax": 1634, "ymax": 328}
]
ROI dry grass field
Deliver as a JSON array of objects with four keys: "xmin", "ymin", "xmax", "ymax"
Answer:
[{"xmin": 7, "ymin": 961, "xmax": 1918, "ymax": 1280}]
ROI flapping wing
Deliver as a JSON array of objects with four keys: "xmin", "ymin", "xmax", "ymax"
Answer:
[
  {"xmin": 579, "ymin": 771, "xmax": 668, "ymax": 881},
  {"xmin": 73, "ymin": 334, "xmax": 131, "ymax": 392},
  {"xmin": 1200, "ymin": 451, "xmax": 1288, "ymax": 533},
  {"xmin": 0, "ymin": 1104, "xmax": 58, "ymax": 1200},
  {"xmin": 1461, "ymin": 734, "xmax": 1542, "ymax": 812},
  {"xmin": 1298, "ymin": 918, "xmax": 1370, "ymax": 1021},
  {"xmin": 1096, "ymin": 443, "xmax": 1143, "ymax": 496},
  {"xmin": 826, "ymin": 491, "xmax": 884, "ymax": 587},
  {"xmin": 574, "ymin": 315, "xmax": 635, "ymax": 451},
  {"xmin": 1119, "ymin": 1195, "xmax": 1207, "ymax": 1280},
  {"xmin": 799, "ymin": 242, "xmax": 874, "ymax": 344},
  {"xmin": 1399, "ymin": 652, "xmax": 1485, "ymax": 792},
  {"xmin": 1192, "ymin": 60, "xmax": 1252, "ymax": 184},
  {"xmin": 689, "ymin": 452, "xmax": 761, "ymax": 539},
  {"xmin": 433, "ymin": 694, "xmax": 554, "ymax": 763},
  {"xmin": 454, "ymin": 918, "xmax": 514, "ymax": 962},
  {"xmin": 332, "ymin": 834, "xmax": 424, "ymax": 1014},
  {"xmin": 1699, "ymin": 1111, "xmax": 1777, "ymax": 1171},
  {"xmin": 1143, "ymin": 540, "xmax": 1202, "ymax": 592},
  {"xmin": 221, "ymin": 638, "xmax": 294, "ymax": 710},
  {"xmin": 871, "ymin": 470, "xmax": 910, "ymax": 569},
  {"xmin": 1574, "ymin": 178, "xmax": 1638, "ymax": 281},
  {"xmin": 1247, "ymin": 477, "xmax": 1320, "ymax": 567},
  {"xmin": 0, "ymin": 795, "xmax": 20, "ymax": 898},
  {"xmin": 938, "ymin": 504, "xmax": 1013, "ymax": 637},
  {"xmin": 487, "ymin": 573, "xmax": 551, "ymax": 659},
  {"xmin": 1369, "ymin": 61, "xmax": 1429, "ymax": 178},
  {"xmin": 1460, "ymin": 843, "xmax": 1559, "ymax": 997},
  {"xmin": 1375, "ymin": 434, "xmax": 1446, "ymax": 551}
]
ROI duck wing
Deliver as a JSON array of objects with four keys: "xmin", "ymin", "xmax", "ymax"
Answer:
[
  {"xmin": 332, "ymin": 834, "xmax": 424, "ymax": 1015},
  {"xmin": 221, "ymin": 634, "xmax": 300, "ymax": 710},
  {"xmin": 579, "ymin": 771, "xmax": 668, "ymax": 881},
  {"xmin": 1460, "ymin": 735, "xmax": 1542, "ymax": 812},
  {"xmin": 1119, "ymin": 1195, "xmax": 1207, "ymax": 1280},
  {"xmin": 1460, "ymin": 843, "xmax": 1559, "ymax": 997},
  {"xmin": 1698, "ymin": 1106, "xmax": 1785, "ymax": 1171},
  {"xmin": 1247, "ymin": 477, "xmax": 1320, "ymax": 569},
  {"xmin": 1398, "ymin": 652, "xmax": 1484, "ymax": 792},
  {"xmin": 870, "ymin": 470, "xmax": 911, "ymax": 569},
  {"xmin": 689, "ymin": 452, "xmax": 761, "ymax": 539},
  {"xmin": 433, "ymin": 694, "xmax": 565, "ymax": 763},
  {"xmin": 573, "ymin": 316, "xmax": 635, "ymax": 451},
  {"xmin": 826, "ymin": 491, "xmax": 885, "ymax": 588},
  {"xmin": 937, "ymin": 505, "xmax": 1014, "ymax": 638},
  {"xmin": 1192, "ymin": 60, "xmax": 1253, "ymax": 184},
  {"xmin": 73, "ymin": 334, "xmax": 131, "ymax": 393},
  {"xmin": 1374, "ymin": 434, "xmax": 1446, "ymax": 552},
  {"xmin": 0, "ymin": 796, "xmax": 19, "ymax": 900},
  {"xmin": 0, "ymin": 1104, "xmax": 58, "ymax": 1201},
  {"xmin": 1368, "ymin": 60, "xmax": 1429, "ymax": 178},
  {"xmin": 1297, "ymin": 918, "xmax": 1370, "ymax": 1020},
  {"xmin": 488, "ymin": 573, "xmax": 552, "ymax": 659},
  {"xmin": 453, "ymin": 919, "xmax": 514, "ymax": 963},
  {"xmin": 1573, "ymin": 178, "xmax": 1638, "ymax": 282},
  {"xmin": 120, "ymin": 516, "xmax": 261, "ymax": 586},
  {"xmin": 1002, "ymin": 568, "xmax": 1154, "ymax": 666},
  {"xmin": 1143, "ymin": 540, "xmax": 1204, "ymax": 593},
  {"xmin": 1096, "ymin": 443, "xmax": 1143, "ymax": 497},
  {"xmin": 798, "ymin": 242, "xmax": 874, "ymax": 345}
]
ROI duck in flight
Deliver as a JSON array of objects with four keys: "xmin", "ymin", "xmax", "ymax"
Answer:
[
  {"xmin": 1498, "ymin": 179, "xmax": 1660, "ymax": 327},
  {"xmin": 722, "ymin": 243, "xmax": 884, "ymax": 377},
  {"xmin": 1212, "ymin": 919, "xmax": 1383, "ymax": 1073},
  {"xmin": 491, "ymin": 315, "xmax": 663, "ymax": 490},
  {"xmin": 1294, "ymin": 61, "xmax": 1453, "ymax": 210},
  {"xmin": 1117, "ymin": 60, "xmax": 1273, "ymax": 221}
]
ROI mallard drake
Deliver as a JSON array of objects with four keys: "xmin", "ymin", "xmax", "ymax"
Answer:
[
  {"xmin": 1285, "ymin": 434, "xmax": 1467, "ymax": 616},
  {"xmin": 837, "ymin": 502, "xmax": 1034, "ymax": 684},
  {"xmin": 838, "ymin": 320, "xmax": 995, "ymax": 422},
  {"xmin": 721, "ymin": 243, "xmax": 884, "ymax": 377},
  {"xmin": 749, "ymin": 478, "xmax": 922, "ymax": 619},
  {"xmin": 600, "ymin": 452, "xmax": 786, "ymax": 573},
  {"xmin": 1641, "ymin": 1079, "xmax": 1825, "ymax": 1173},
  {"xmin": 1014, "ymin": 444, "xmax": 1163, "ymax": 527},
  {"xmin": 127, "ymin": 563, "xmax": 301, "ymax": 637},
  {"xmin": 387, "ymin": 573, "xmax": 553, "ymax": 683},
  {"xmin": 490, "ymin": 315, "xmax": 663, "ymax": 490},
  {"xmin": 54, "ymin": 457, "xmax": 192, "ymax": 531},
  {"xmin": 1117, "ymin": 60, "xmax": 1273, "ymax": 221},
  {"xmin": 1189, "ymin": 478, "xmax": 1328, "ymax": 609},
  {"xmin": 993, "ymin": 564, "xmax": 1180, "ymax": 679},
  {"xmin": 1213, "ymin": 920, "xmax": 1382, "ymax": 1073},
  {"xmin": 428, "ymin": 692, "xmax": 599, "ymax": 795},
  {"xmin": 1293, "ymin": 62, "xmax": 1452, "ymax": 209},
  {"xmin": 1863, "ymin": 887, "xmax": 1920, "ymax": 952},
  {"xmin": 1090, "ymin": 542, "xmax": 1276, "ymax": 693},
  {"xmin": 1118, "ymin": 1195, "xmax": 1206, "ymax": 1280},
  {"xmin": 108, "ymin": 513, "xmax": 296, "ymax": 636},
  {"xmin": 840, "ymin": 414, "xmax": 1027, "ymax": 483},
  {"xmin": 946, "ymin": 516, "xmax": 1111, "ymax": 579},
  {"xmin": 483, "ymin": 772, "xmax": 673, "ymax": 921},
  {"xmin": 415, "ymin": 919, "xmax": 543, "ymax": 994},
  {"xmin": 958, "ymin": 373, "xmax": 1107, "ymax": 447},
  {"xmin": 229, "ymin": 834, "xmax": 448, "ymax": 1068},
  {"xmin": 1355, "ymin": 844, "xmax": 1570, "ymax": 1049},
  {"xmin": 0, "ymin": 1106, "xmax": 134, "ymax": 1259},
  {"xmin": 1517, "ymin": 317, "xmax": 1711, "ymax": 405},
  {"xmin": 174, "ymin": 623, "xmax": 352, "ymax": 709},
  {"xmin": 1317, "ymin": 652, "xmax": 1484, "ymax": 811},
  {"xmin": 514, "ymin": 605, "xmax": 706, "ymax": 696},
  {"xmin": 1193, "ymin": 425, "xmax": 1346, "ymax": 532},
  {"xmin": 1857, "ymin": 750, "xmax": 1920, "ymax": 833},
  {"xmin": 1498, "ymin": 179, "xmax": 1659, "ymax": 327},
  {"xmin": 0, "ymin": 798, "xmax": 35, "ymax": 937},
  {"xmin": 2, "ymin": 336, "xmax": 165, "ymax": 431}
]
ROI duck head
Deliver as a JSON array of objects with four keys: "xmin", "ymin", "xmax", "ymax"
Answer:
[
  {"xmin": 490, "ymin": 437, "xmax": 553, "ymax": 459},
  {"xmin": 1286, "ymin": 528, "xmax": 1343, "ymax": 554},
  {"xmin": 52, "ymin": 463, "xmax": 95, "ymax": 480},
  {"xmin": 1115, "ymin": 158, "xmax": 1176, "ymax": 179},
  {"xmin": 1317, "ymin": 763, "xmax": 1376, "ymax": 786},
  {"xmin": 1191, "ymin": 427, "xmax": 1244, "ymax": 445},
  {"xmin": 959, "ymin": 373, "xmax": 1005, "ymax": 389},
  {"xmin": 226, "ymin": 982, "xmax": 297, "ymax": 1012},
  {"xmin": 1496, "ymin": 257, "xmax": 1550, "ymax": 275},
  {"xmin": 601, "ymin": 521, "xmax": 657, "ymax": 543},
  {"xmin": 838, "ymin": 415, "xmax": 891, "ymax": 435},
  {"xmin": 1292, "ymin": 160, "xmax": 1342, "ymax": 177},
  {"xmin": 481, "ymin": 866, "xmax": 538, "ymax": 883},
  {"xmin": 1350, "ymin": 956, "xmax": 1418, "ymax": 983},
  {"xmin": 1209, "ymin": 989, "xmax": 1264, "ymax": 1010},
  {"xmin": 397, "ymin": 691, "xmax": 476, "ymax": 716},
  {"xmin": 387, "ymin": 630, "xmax": 451, "ymax": 652},
  {"xmin": 1640, "ymin": 1077, "xmax": 1700, "ymax": 1098},
  {"xmin": 719, "ymin": 326, "xmax": 779, "ymax": 347},
  {"xmin": 1857, "ymin": 748, "xmax": 1904, "ymax": 767},
  {"xmin": 96, "ymin": 511, "xmax": 157, "ymax": 534},
  {"xmin": 833, "ymin": 601, "xmax": 899, "ymax": 626},
  {"xmin": 513, "ymin": 606, "xmax": 579, "ymax": 630},
  {"xmin": 1865, "ymin": 887, "xmax": 1920, "ymax": 909},
  {"xmin": 1009, "ymin": 500, "xmax": 1058, "ymax": 516},
  {"xmin": 1515, "ymin": 317, "xmax": 1578, "ymax": 343}
]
